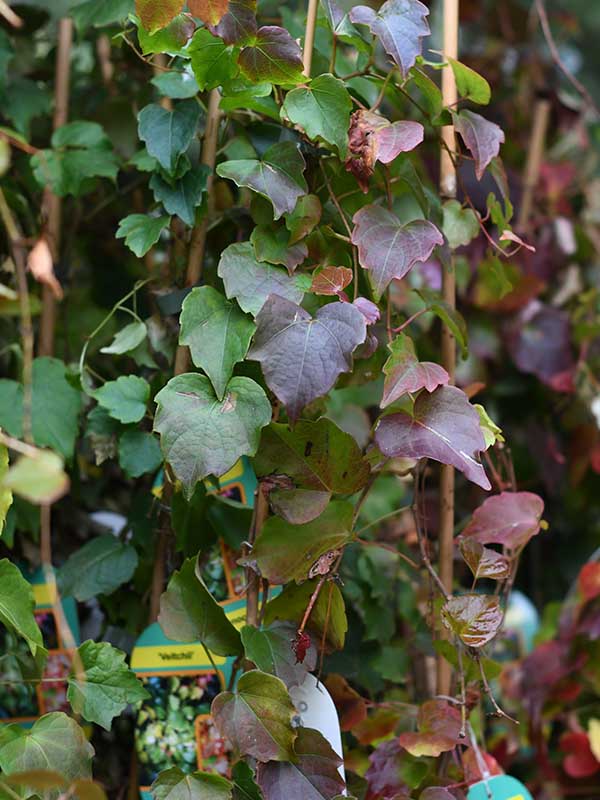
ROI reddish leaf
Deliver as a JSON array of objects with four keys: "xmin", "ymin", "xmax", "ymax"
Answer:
[
  {"xmin": 398, "ymin": 700, "xmax": 462, "ymax": 757},
  {"xmin": 311, "ymin": 266, "xmax": 353, "ymax": 297},
  {"xmin": 210, "ymin": 0, "xmax": 256, "ymax": 44},
  {"xmin": 346, "ymin": 110, "xmax": 424, "ymax": 192},
  {"xmin": 419, "ymin": 790, "xmax": 454, "ymax": 800},
  {"xmin": 579, "ymin": 562, "xmax": 600, "ymax": 602},
  {"xmin": 324, "ymin": 674, "xmax": 368, "ymax": 731},
  {"xmin": 136, "ymin": 0, "xmax": 184, "ymax": 33},
  {"xmin": 375, "ymin": 385, "xmax": 491, "ymax": 489},
  {"xmin": 238, "ymin": 26, "xmax": 304, "ymax": 86},
  {"xmin": 350, "ymin": 0, "xmax": 431, "ymax": 78},
  {"xmin": 351, "ymin": 204, "xmax": 443, "ymax": 300},
  {"xmin": 454, "ymin": 110, "xmax": 505, "ymax": 180},
  {"xmin": 441, "ymin": 594, "xmax": 503, "ymax": 648},
  {"xmin": 248, "ymin": 296, "xmax": 366, "ymax": 423},
  {"xmin": 353, "ymin": 297, "xmax": 380, "ymax": 324},
  {"xmin": 292, "ymin": 630, "xmax": 311, "ymax": 664},
  {"xmin": 381, "ymin": 334, "xmax": 449, "ymax": 407},
  {"xmin": 257, "ymin": 727, "xmax": 345, "ymax": 800},
  {"xmin": 354, "ymin": 708, "xmax": 403, "ymax": 746},
  {"xmin": 365, "ymin": 739, "xmax": 409, "ymax": 800},
  {"xmin": 188, "ymin": 0, "xmax": 228, "ymax": 25},
  {"xmin": 560, "ymin": 732, "xmax": 600, "ymax": 779},
  {"xmin": 461, "ymin": 491, "xmax": 544, "ymax": 550},
  {"xmin": 459, "ymin": 538, "xmax": 510, "ymax": 581},
  {"xmin": 461, "ymin": 748, "xmax": 503, "ymax": 785}
]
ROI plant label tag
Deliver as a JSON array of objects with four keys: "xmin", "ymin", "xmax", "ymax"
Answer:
[{"xmin": 467, "ymin": 775, "xmax": 533, "ymax": 800}]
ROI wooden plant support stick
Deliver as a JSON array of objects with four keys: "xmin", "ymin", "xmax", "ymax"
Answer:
[
  {"xmin": 246, "ymin": 488, "xmax": 268, "ymax": 628},
  {"xmin": 303, "ymin": 0, "xmax": 319, "ymax": 77},
  {"xmin": 517, "ymin": 97, "xmax": 551, "ymax": 231},
  {"xmin": 437, "ymin": 0, "xmax": 459, "ymax": 698},
  {"xmin": 173, "ymin": 88, "xmax": 221, "ymax": 375},
  {"xmin": 38, "ymin": 18, "xmax": 73, "ymax": 357}
]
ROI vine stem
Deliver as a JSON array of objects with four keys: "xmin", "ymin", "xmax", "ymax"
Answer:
[
  {"xmin": 174, "ymin": 88, "xmax": 221, "ymax": 375},
  {"xmin": 246, "ymin": 487, "xmax": 268, "ymax": 629},
  {"xmin": 437, "ymin": 0, "xmax": 459, "ymax": 698},
  {"xmin": 38, "ymin": 17, "xmax": 73, "ymax": 358},
  {"xmin": 303, "ymin": 0, "xmax": 319, "ymax": 77}
]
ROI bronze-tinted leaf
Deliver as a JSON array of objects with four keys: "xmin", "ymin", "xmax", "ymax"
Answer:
[
  {"xmin": 398, "ymin": 699, "xmax": 462, "ymax": 757},
  {"xmin": 441, "ymin": 594, "xmax": 503, "ymax": 648},
  {"xmin": 381, "ymin": 334, "xmax": 449, "ymax": 407},
  {"xmin": 238, "ymin": 26, "xmax": 304, "ymax": 86},
  {"xmin": 188, "ymin": 0, "xmax": 229, "ymax": 26},
  {"xmin": 209, "ymin": 0, "xmax": 256, "ymax": 44},
  {"xmin": 310, "ymin": 266, "xmax": 353, "ymax": 297},
  {"xmin": 136, "ymin": 0, "xmax": 184, "ymax": 34},
  {"xmin": 459, "ymin": 538, "xmax": 510, "ymax": 581}
]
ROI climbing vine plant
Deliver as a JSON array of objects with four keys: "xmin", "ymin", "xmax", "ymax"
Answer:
[{"xmin": 0, "ymin": 0, "xmax": 548, "ymax": 798}]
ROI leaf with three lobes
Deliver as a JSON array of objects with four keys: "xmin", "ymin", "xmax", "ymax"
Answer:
[
  {"xmin": 58, "ymin": 535, "xmax": 138, "ymax": 601},
  {"xmin": 351, "ymin": 204, "xmax": 443, "ymax": 300},
  {"xmin": 217, "ymin": 141, "xmax": 307, "ymax": 219},
  {"xmin": 248, "ymin": 296, "xmax": 366, "ymax": 423},
  {"xmin": 93, "ymin": 375, "xmax": 149, "ymax": 424},
  {"xmin": 459, "ymin": 539, "xmax": 510, "ymax": 581},
  {"xmin": 151, "ymin": 768, "xmax": 233, "ymax": 800},
  {"xmin": 441, "ymin": 594, "xmax": 503, "ymax": 647},
  {"xmin": 218, "ymin": 242, "xmax": 309, "ymax": 316},
  {"xmin": 460, "ymin": 491, "xmax": 545, "ymax": 549},
  {"xmin": 381, "ymin": 334, "xmax": 449, "ymax": 407},
  {"xmin": 453, "ymin": 109, "xmax": 505, "ymax": 180},
  {"xmin": 375, "ymin": 385, "xmax": 491, "ymax": 489},
  {"xmin": 158, "ymin": 557, "xmax": 242, "ymax": 656},
  {"xmin": 282, "ymin": 74, "xmax": 352, "ymax": 157},
  {"xmin": 67, "ymin": 641, "xmax": 149, "ymax": 730},
  {"xmin": 240, "ymin": 500, "xmax": 353, "ymax": 584},
  {"xmin": 116, "ymin": 214, "xmax": 170, "ymax": 257},
  {"xmin": 350, "ymin": 0, "xmax": 431, "ymax": 78},
  {"xmin": 238, "ymin": 26, "xmax": 304, "ymax": 86},
  {"xmin": 179, "ymin": 286, "xmax": 255, "ymax": 400},
  {"xmin": 0, "ymin": 713, "xmax": 94, "ymax": 782},
  {"xmin": 211, "ymin": 670, "xmax": 297, "ymax": 762},
  {"xmin": 150, "ymin": 165, "xmax": 209, "ymax": 226},
  {"xmin": 0, "ymin": 559, "xmax": 45, "ymax": 659},
  {"xmin": 188, "ymin": 28, "xmax": 239, "ymax": 91},
  {"xmin": 398, "ymin": 699, "xmax": 462, "ymax": 757},
  {"xmin": 264, "ymin": 579, "xmax": 347, "ymax": 652},
  {"xmin": 257, "ymin": 727, "xmax": 345, "ymax": 800},
  {"xmin": 138, "ymin": 100, "xmax": 200, "ymax": 173},
  {"xmin": 153, "ymin": 374, "xmax": 271, "ymax": 495},
  {"xmin": 241, "ymin": 621, "xmax": 316, "ymax": 687}
]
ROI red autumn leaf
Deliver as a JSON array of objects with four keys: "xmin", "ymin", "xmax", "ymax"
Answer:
[
  {"xmin": 560, "ymin": 731, "xmax": 600, "ymax": 779},
  {"xmin": 292, "ymin": 630, "xmax": 311, "ymax": 664},
  {"xmin": 461, "ymin": 491, "xmax": 545, "ymax": 550},
  {"xmin": 462, "ymin": 748, "xmax": 503, "ymax": 785},
  {"xmin": 579, "ymin": 562, "xmax": 600, "ymax": 602},
  {"xmin": 311, "ymin": 266, "xmax": 353, "ymax": 297},
  {"xmin": 398, "ymin": 699, "xmax": 462, "ymax": 757},
  {"xmin": 324, "ymin": 674, "xmax": 368, "ymax": 731}
]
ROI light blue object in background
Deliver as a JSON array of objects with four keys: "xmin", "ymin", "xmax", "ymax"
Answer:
[
  {"xmin": 504, "ymin": 590, "xmax": 539, "ymax": 655},
  {"xmin": 467, "ymin": 774, "xmax": 533, "ymax": 800}
]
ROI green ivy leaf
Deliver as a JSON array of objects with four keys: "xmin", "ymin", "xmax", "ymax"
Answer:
[
  {"xmin": 212, "ymin": 670, "xmax": 297, "ymax": 762},
  {"xmin": 442, "ymin": 199, "xmax": 480, "ymax": 250},
  {"xmin": 158, "ymin": 557, "xmax": 243, "ymax": 656},
  {"xmin": 31, "ymin": 121, "xmax": 119, "ymax": 197},
  {"xmin": 150, "ymin": 165, "xmax": 209, "ymax": 226},
  {"xmin": 116, "ymin": 214, "xmax": 170, "ymax": 257},
  {"xmin": 118, "ymin": 430, "xmax": 163, "ymax": 478},
  {"xmin": 414, "ymin": 287, "xmax": 469, "ymax": 358},
  {"xmin": 188, "ymin": 28, "xmax": 239, "ymax": 91},
  {"xmin": 217, "ymin": 141, "xmax": 307, "ymax": 220},
  {"xmin": 238, "ymin": 26, "xmax": 303, "ymax": 85},
  {"xmin": 447, "ymin": 56, "xmax": 491, "ymax": 105},
  {"xmin": 241, "ymin": 500, "xmax": 353, "ymax": 584},
  {"xmin": 58, "ymin": 535, "xmax": 138, "ymax": 602},
  {"xmin": 154, "ymin": 374, "xmax": 271, "ymax": 494},
  {"xmin": 93, "ymin": 375, "xmax": 150, "ymax": 424},
  {"xmin": 67, "ymin": 641, "xmax": 149, "ymax": 730},
  {"xmin": 218, "ymin": 242, "xmax": 309, "ymax": 316},
  {"xmin": 0, "ymin": 559, "xmax": 45, "ymax": 659},
  {"xmin": 285, "ymin": 193, "xmax": 321, "ymax": 244},
  {"xmin": 250, "ymin": 225, "xmax": 308, "ymax": 273},
  {"xmin": 0, "ymin": 714, "xmax": 94, "ymax": 783},
  {"xmin": 179, "ymin": 286, "xmax": 255, "ymax": 400},
  {"xmin": 0, "ymin": 441, "xmax": 11, "ymax": 535},
  {"xmin": 100, "ymin": 321, "xmax": 147, "ymax": 355},
  {"xmin": 282, "ymin": 74, "xmax": 352, "ymax": 157},
  {"xmin": 2, "ymin": 450, "xmax": 69, "ymax": 505},
  {"xmin": 151, "ymin": 767, "xmax": 232, "ymax": 800},
  {"xmin": 241, "ymin": 621, "xmax": 315, "ymax": 687},
  {"xmin": 136, "ymin": 13, "xmax": 196, "ymax": 55},
  {"xmin": 72, "ymin": 0, "xmax": 133, "ymax": 30},
  {"xmin": 151, "ymin": 69, "xmax": 200, "ymax": 99},
  {"xmin": 138, "ymin": 100, "xmax": 200, "ymax": 173}
]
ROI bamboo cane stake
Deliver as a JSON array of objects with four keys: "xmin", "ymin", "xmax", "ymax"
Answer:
[
  {"xmin": 303, "ymin": 0, "xmax": 319, "ymax": 77},
  {"xmin": 517, "ymin": 98, "xmax": 551, "ymax": 231}
]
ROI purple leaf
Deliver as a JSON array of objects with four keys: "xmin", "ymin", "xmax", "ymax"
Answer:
[
  {"xmin": 365, "ymin": 739, "xmax": 410, "ymax": 799},
  {"xmin": 217, "ymin": 141, "xmax": 307, "ymax": 220},
  {"xmin": 374, "ymin": 385, "xmax": 491, "ymax": 489},
  {"xmin": 441, "ymin": 593, "xmax": 503, "ymax": 648},
  {"xmin": 461, "ymin": 491, "xmax": 545, "ymax": 549},
  {"xmin": 248, "ymin": 295, "xmax": 366, "ymax": 423},
  {"xmin": 257, "ymin": 727, "xmax": 345, "ymax": 800},
  {"xmin": 353, "ymin": 296, "xmax": 380, "ymax": 324},
  {"xmin": 381, "ymin": 333, "xmax": 449, "ymax": 407},
  {"xmin": 454, "ymin": 109, "xmax": 505, "ymax": 180},
  {"xmin": 459, "ymin": 538, "xmax": 510, "ymax": 581},
  {"xmin": 350, "ymin": 0, "xmax": 431, "ymax": 78},
  {"xmin": 238, "ymin": 25, "xmax": 304, "ymax": 86},
  {"xmin": 209, "ymin": 0, "xmax": 257, "ymax": 44},
  {"xmin": 351, "ymin": 204, "xmax": 443, "ymax": 299}
]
